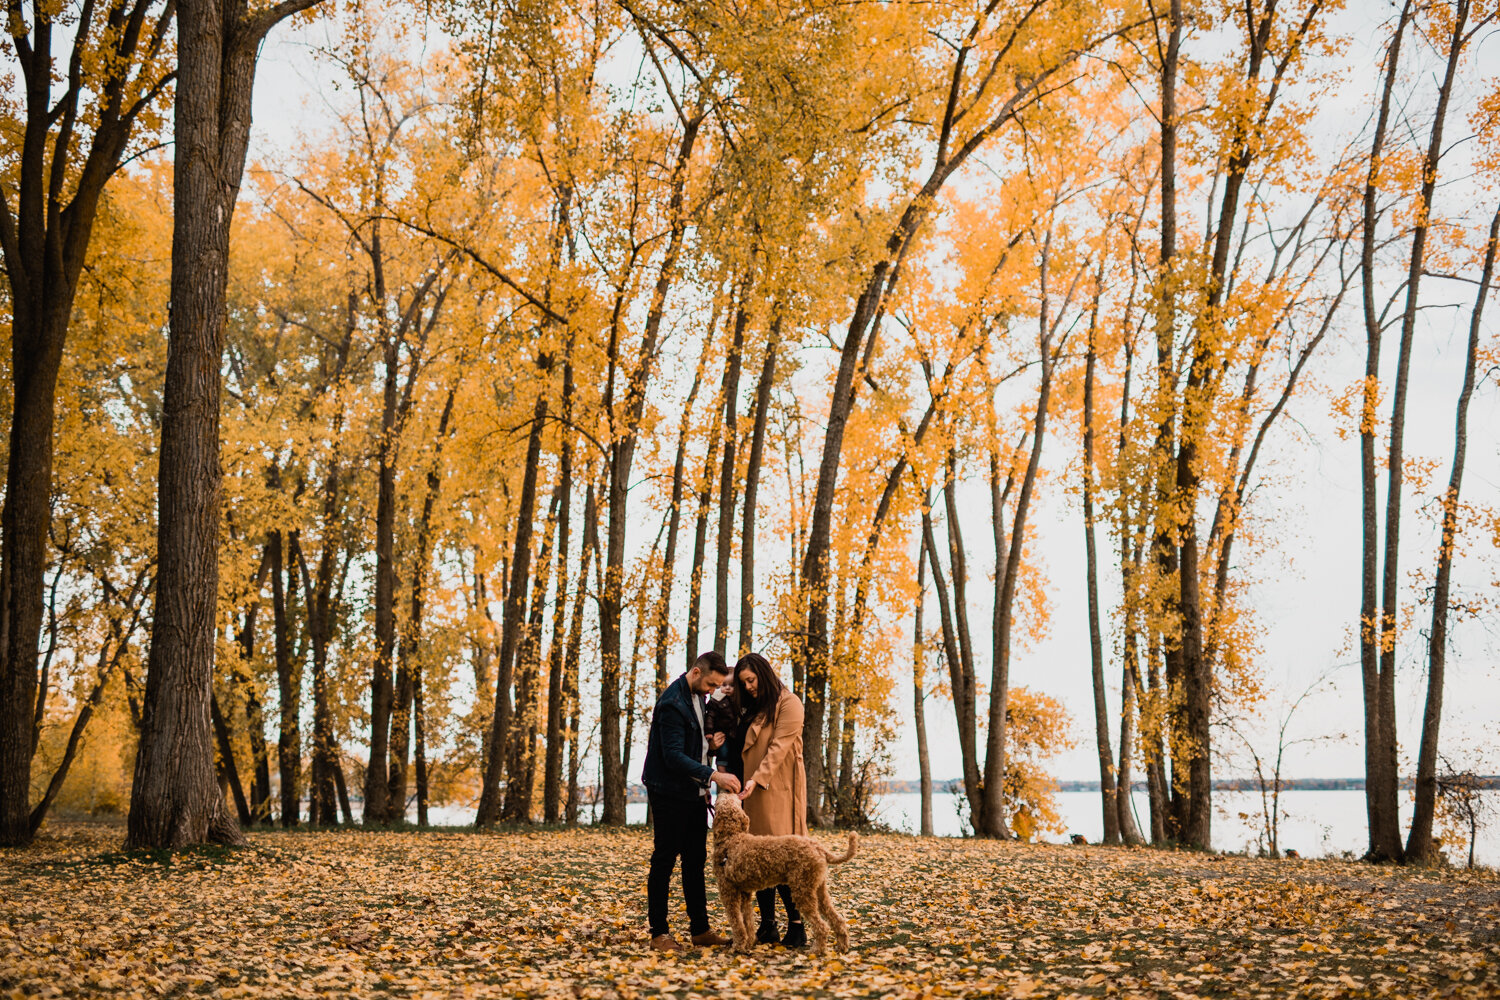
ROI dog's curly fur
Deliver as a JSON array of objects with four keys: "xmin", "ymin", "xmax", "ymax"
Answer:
[{"xmin": 711, "ymin": 792, "xmax": 856, "ymax": 953}]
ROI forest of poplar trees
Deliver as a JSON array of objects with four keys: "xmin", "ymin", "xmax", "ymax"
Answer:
[{"xmin": 0, "ymin": 0, "xmax": 1495, "ymax": 872}]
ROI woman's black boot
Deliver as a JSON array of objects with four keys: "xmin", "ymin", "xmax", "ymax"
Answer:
[
  {"xmin": 781, "ymin": 921, "xmax": 807, "ymax": 948},
  {"xmin": 755, "ymin": 888, "xmax": 779, "ymax": 944}
]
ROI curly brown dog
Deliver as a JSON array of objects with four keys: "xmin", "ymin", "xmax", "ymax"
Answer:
[{"xmin": 711, "ymin": 792, "xmax": 856, "ymax": 953}]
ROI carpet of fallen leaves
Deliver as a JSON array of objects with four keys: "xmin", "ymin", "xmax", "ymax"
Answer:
[{"xmin": 2, "ymin": 823, "xmax": 1497, "ymax": 999}]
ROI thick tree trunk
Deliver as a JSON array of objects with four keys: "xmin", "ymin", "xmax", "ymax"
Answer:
[
  {"xmin": 128, "ymin": 0, "xmax": 315, "ymax": 848},
  {"xmin": 476, "ymin": 392, "xmax": 549, "ymax": 827},
  {"xmin": 0, "ymin": 349, "xmax": 64, "ymax": 846},
  {"xmin": 1406, "ymin": 205, "xmax": 1495, "ymax": 863}
]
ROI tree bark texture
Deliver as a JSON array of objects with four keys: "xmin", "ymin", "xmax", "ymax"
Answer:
[{"xmin": 128, "ymin": 0, "xmax": 320, "ymax": 849}]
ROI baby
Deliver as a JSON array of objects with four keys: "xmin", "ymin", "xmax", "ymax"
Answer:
[{"xmin": 703, "ymin": 678, "xmax": 738, "ymax": 754}]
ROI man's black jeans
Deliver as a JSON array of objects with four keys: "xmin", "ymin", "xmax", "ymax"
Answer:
[{"xmin": 647, "ymin": 792, "xmax": 709, "ymax": 938}]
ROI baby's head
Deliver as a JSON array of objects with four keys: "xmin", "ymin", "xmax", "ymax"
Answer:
[{"xmin": 712, "ymin": 678, "xmax": 735, "ymax": 699}]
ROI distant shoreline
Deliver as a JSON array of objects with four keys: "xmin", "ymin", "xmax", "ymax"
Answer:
[
  {"xmin": 612, "ymin": 775, "xmax": 1500, "ymax": 803},
  {"xmin": 893, "ymin": 777, "xmax": 1500, "ymax": 794}
]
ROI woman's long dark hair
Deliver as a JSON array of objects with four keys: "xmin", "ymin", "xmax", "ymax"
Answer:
[{"xmin": 734, "ymin": 652, "xmax": 783, "ymax": 731}]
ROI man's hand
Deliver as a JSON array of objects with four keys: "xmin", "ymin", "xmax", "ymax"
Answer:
[
  {"xmin": 708, "ymin": 732, "xmax": 726, "ymax": 750},
  {"xmin": 711, "ymin": 771, "xmax": 741, "ymax": 794},
  {"xmin": 738, "ymin": 779, "xmax": 757, "ymax": 800}
]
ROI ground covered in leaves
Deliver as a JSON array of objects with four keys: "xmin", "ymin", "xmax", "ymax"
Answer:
[{"xmin": 2, "ymin": 822, "xmax": 1497, "ymax": 999}]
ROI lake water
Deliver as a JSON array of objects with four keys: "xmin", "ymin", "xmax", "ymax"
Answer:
[{"xmin": 427, "ymin": 788, "xmax": 1497, "ymax": 867}]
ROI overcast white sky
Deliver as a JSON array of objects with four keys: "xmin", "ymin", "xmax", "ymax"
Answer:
[{"xmin": 243, "ymin": 5, "xmax": 1499, "ymax": 787}]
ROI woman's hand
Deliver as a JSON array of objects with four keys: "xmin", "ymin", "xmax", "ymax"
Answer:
[
  {"xmin": 738, "ymin": 779, "xmax": 757, "ymax": 800},
  {"xmin": 708, "ymin": 732, "xmax": 725, "ymax": 750}
]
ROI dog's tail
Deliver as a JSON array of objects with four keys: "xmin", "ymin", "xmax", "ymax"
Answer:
[{"xmin": 822, "ymin": 832, "xmax": 858, "ymax": 865}]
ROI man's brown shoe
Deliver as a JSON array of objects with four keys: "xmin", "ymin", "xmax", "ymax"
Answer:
[
  {"xmin": 650, "ymin": 934, "xmax": 684, "ymax": 953},
  {"xmin": 691, "ymin": 930, "xmax": 732, "ymax": 947}
]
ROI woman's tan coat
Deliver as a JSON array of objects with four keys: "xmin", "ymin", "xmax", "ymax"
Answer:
[{"xmin": 740, "ymin": 687, "xmax": 807, "ymax": 836}]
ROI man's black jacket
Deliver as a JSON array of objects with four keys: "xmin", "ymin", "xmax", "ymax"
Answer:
[{"xmin": 642, "ymin": 673, "xmax": 714, "ymax": 803}]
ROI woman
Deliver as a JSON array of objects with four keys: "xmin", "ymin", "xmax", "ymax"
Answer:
[{"xmin": 733, "ymin": 652, "xmax": 808, "ymax": 947}]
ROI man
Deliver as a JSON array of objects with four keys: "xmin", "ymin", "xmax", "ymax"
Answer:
[{"xmin": 641, "ymin": 650, "xmax": 741, "ymax": 952}]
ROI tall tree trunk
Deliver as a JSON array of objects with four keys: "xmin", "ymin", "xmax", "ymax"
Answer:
[
  {"xmin": 1377, "ymin": 0, "xmax": 1466, "ymax": 864},
  {"xmin": 921, "ymin": 501, "xmax": 981, "ymax": 825},
  {"xmin": 387, "ymin": 651, "xmax": 415, "ymax": 823},
  {"xmin": 714, "ymin": 291, "xmax": 751, "ymax": 651},
  {"xmin": 271, "ymin": 530, "xmax": 300, "ymax": 827},
  {"xmin": 565, "ymin": 479, "xmax": 597, "ymax": 828},
  {"xmin": 1114, "ymin": 324, "xmax": 1148, "ymax": 848},
  {"xmin": 913, "ymin": 529, "xmax": 933, "ymax": 837},
  {"xmin": 233, "ymin": 557, "xmax": 273, "ymax": 822},
  {"xmin": 1117, "ymin": 639, "xmax": 1146, "ymax": 845},
  {"xmin": 980, "ymin": 238, "xmax": 1062, "ymax": 840},
  {"xmin": 414, "ymin": 661, "xmax": 429, "ymax": 827},
  {"xmin": 1145, "ymin": 632, "xmax": 1170, "ymax": 844},
  {"xmin": 506, "ymin": 487, "xmax": 561, "ymax": 822},
  {"xmin": 543, "ymin": 438, "xmax": 575, "ymax": 821},
  {"xmin": 1358, "ymin": 0, "xmax": 1412, "ymax": 865},
  {"xmin": 1406, "ymin": 205, "xmax": 1496, "ymax": 863},
  {"xmin": 943, "ymin": 452, "xmax": 981, "ymax": 822},
  {"xmin": 652, "ymin": 338, "xmax": 710, "ymax": 691},
  {"xmin": 128, "ymin": 0, "xmax": 317, "ymax": 849},
  {"xmin": 795, "ymin": 22, "xmax": 1100, "ymax": 832},
  {"xmin": 476, "ymin": 392, "xmax": 550, "ymax": 827},
  {"xmin": 686, "ymin": 385, "xmax": 724, "ymax": 667},
  {"xmin": 1082, "ymin": 299, "xmax": 1120, "ymax": 845},
  {"xmin": 293, "ymin": 522, "xmax": 340, "ymax": 825},
  {"xmin": 1150, "ymin": 0, "xmax": 1186, "ymax": 847},
  {"xmin": 364, "ymin": 280, "xmax": 401, "ymax": 825},
  {"xmin": 598, "ymin": 116, "xmax": 703, "ymax": 825},
  {"xmin": 739, "ymin": 324, "xmax": 779, "ymax": 652}
]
